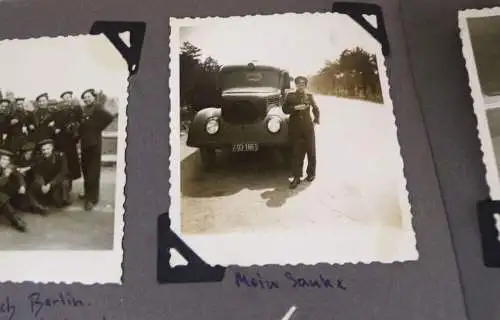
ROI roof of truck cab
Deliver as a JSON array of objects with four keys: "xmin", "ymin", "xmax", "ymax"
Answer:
[{"xmin": 220, "ymin": 64, "xmax": 287, "ymax": 72}]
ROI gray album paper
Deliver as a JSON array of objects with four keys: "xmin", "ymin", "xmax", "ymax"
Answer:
[{"xmin": 0, "ymin": 0, "xmax": 491, "ymax": 319}]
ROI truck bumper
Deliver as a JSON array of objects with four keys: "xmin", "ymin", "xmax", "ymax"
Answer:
[{"xmin": 186, "ymin": 121, "xmax": 290, "ymax": 148}]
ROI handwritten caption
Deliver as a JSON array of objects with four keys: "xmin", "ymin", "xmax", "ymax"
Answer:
[
  {"xmin": 234, "ymin": 271, "xmax": 347, "ymax": 290},
  {"xmin": 0, "ymin": 292, "xmax": 105, "ymax": 320}
]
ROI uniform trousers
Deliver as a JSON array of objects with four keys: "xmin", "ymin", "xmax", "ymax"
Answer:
[
  {"xmin": 31, "ymin": 180, "xmax": 70, "ymax": 208},
  {"xmin": 0, "ymin": 198, "xmax": 21, "ymax": 227},
  {"xmin": 291, "ymin": 128, "xmax": 316, "ymax": 179},
  {"xmin": 81, "ymin": 142, "xmax": 101, "ymax": 203},
  {"xmin": 2, "ymin": 176, "xmax": 44, "ymax": 212}
]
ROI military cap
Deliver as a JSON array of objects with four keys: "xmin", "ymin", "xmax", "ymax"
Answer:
[
  {"xmin": 35, "ymin": 93, "xmax": 49, "ymax": 102},
  {"xmin": 0, "ymin": 149, "xmax": 13, "ymax": 157},
  {"xmin": 37, "ymin": 138, "xmax": 54, "ymax": 146},
  {"xmin": 294, "ymin": 76, "xmax": 308, "ymax": 85},
  {"xmin": 15, "ymin": 98, "xmax": 25, "ymax": 103},
  {"xmin": 0, "ymin": 99, "xmax": 10, "ymax": 104},
  {"xmin": 20, "ymin": 142, "xmax": 35, "ymax": 152},
  {"xmin": 60, "ymin": 91, "xmax": 73, "ymax": 98},
  {"xmin": 81, "ymin": 88, "xmax": 96, "ymax": 99}
]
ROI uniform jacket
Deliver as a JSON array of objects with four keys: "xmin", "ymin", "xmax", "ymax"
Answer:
[
  {"xmin": 53, "ymin": 101, "xmax": 83, "ymax": 139},
  {"xmin": 33, "ymin": 107, "xmax": 56, "ymax": 141},
  {"xmin": 9, "ymin": 108, "xmax": 34, "ymax": 135},
  {"xmin": 52, "ymin": 102, "xmax": 82, "ymax": 180},
  {"xmin": 79, "ymin": 102, "xmax": 114, "ymax": 149},
  {"xmin": 15, "ymin": 153, "xmax": 35, "ymax": 170},
  {"xmin": 0, "ymin": 166, "xmax": 26, "ymax": 196},
  {"xmin": 24, "ymin": 110, "xmax": 36, "ymax": 136},
  {"xmin": 33, "ymin": 152, "xmax": 68, "ymax": 186},
  {"xmin": 15, "ymin": 153, "xmax": 35, "ymax": 177},
  {"xmin": 0, "ymin": 110, "xmax": 11, "ymax": 137},
  {"xmin": 282, "ymin": 90, "xmax": 320, "ymax": 139}
]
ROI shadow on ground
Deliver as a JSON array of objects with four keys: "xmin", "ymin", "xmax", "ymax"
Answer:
[{"xmin": 181, "ymin": 148, "xmax": 310, "ymax": 207}]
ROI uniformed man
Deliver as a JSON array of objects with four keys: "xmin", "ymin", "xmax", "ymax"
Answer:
[
  {"xmin": 7, "ymin": 98, "xmax": 31, "ymax": 154},
  {"xmin": 53, "ymin": 91, "xmax": 82, "ymax": 191},
  {"xmin": 0, "ymin": 99, "xmax": 11, "ymax": 146},
  {"xmin": 0, "ymin": 148, "xmax": 47, "ymax": 216},
  {"xmin": 0, "ymin": 99, "xmax": 12, "ymax": 112},
  {"xmin": 31, "ymin": 139, "xmax": 71, "ymax": 208},
  {"xmin": 33, "ymin": 93, "xmax": 56, "ymax": 143},
  {"xmin": 79, "ymin": 88, "xmax": 114, "ymax": 211},
  {"xmin": 0, "ymin": 149, "xmax": 27, "ymax": 232},
  {"xmin": 15, "ymin": 98, "xmax": 25, "ymax": 110},
  {"xmin": 282, "ymin": 76, "xmax": 320, "ymax": 189},
  {"xmin": 19, "ymin": 99, "xmax": 37, "ymax": 143},
  {"xmin": 60, "ymin": 91, "xmax": 83, "ymax": 140},
  {"xmin": 15, "ymin": 142, "xmax": 37, "ymax": 187}
]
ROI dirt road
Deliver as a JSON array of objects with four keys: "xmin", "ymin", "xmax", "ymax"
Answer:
[{"xmin": 179, "ymin": 95, "xmax": 416, "ymax": 261}]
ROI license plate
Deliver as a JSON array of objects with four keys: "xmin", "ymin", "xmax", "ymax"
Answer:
[{"xmin": 232, "ymin": 143, "xmax": 259, "ymax": 152}]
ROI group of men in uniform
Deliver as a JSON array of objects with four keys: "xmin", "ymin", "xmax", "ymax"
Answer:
[{"xmin": 0, "ymin": 89, "xmax": 115, "ymax": 232}]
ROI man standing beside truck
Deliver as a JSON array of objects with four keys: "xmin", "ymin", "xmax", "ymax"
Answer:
[{"xmin": 282, "ymin": 76, "xmax": 320, "ymax": 189}]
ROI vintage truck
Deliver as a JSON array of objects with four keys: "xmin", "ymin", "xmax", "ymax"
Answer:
[{"xmin": 186, "ymin": 62, "xmax": 293, "ymax": 170}]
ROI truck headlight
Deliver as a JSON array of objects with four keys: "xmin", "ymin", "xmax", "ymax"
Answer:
[
  {"xmin": 205, "ymin": 118, "xmax": 219, "ymax": 135},
  {"xmin": 267, "ymin": 117, "xmax": 281, "ymax": 133}
]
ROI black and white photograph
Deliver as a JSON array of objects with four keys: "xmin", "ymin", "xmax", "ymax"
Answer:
[
  {"xmin": 0, "ymin": 34, "xmax": 127, "ymax": 284},
  {"xmin": 169, "ymin": 13, "xmax": 417, "ymax": 266},
  {"xmin": 460, "ymin": 8, "xmax": 500, "ymax": 201}
]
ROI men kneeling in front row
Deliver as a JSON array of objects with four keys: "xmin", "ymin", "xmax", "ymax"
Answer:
[{"xmin": 0, "ymin": 138, "xmax": 70, "ymax": 232}]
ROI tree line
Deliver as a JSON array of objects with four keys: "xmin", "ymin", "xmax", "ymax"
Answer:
[
  {"xmin": 180, "ymin": 42, "xmax": 222, "ymax": 112},
  {"xmin": 308, "ymin": 47, "xmax": 383, "ymax": 103},
  {"xmin": 179, "ymin": 42, "xmax": 383, "ymax": 124}
]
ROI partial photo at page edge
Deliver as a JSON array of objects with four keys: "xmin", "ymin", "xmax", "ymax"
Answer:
[
  {"xmin": 459, "ymin": 8, "xmax": 500, "ymax": 201},
  {"xmin": 459, "ymin": 7, "xmax": 500, "ymax": 266},
  {"xmin": 167, "ymin": 12, "xmax": 418, "ymax": 268}
]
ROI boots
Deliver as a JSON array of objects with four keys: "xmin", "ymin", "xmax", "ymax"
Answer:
[
  {"xmin": 306, "ymin": 175, "xmax": 315, "ymax": 182},
  {"xmin": 23, "ymin": 194, "xmax": 48, "ymax": 216},
  {"xmin": 289, "ymin": 177, "xmax": 301, "ymax": 189},
  {"xmin": 9, "ymin": 215, "xmax": 26, "ymax": 232},
  {"xmin": 31, "ymin": 200, "xmax": 48, "ymax": 216},
  {"xmin": 3, "ymin": 204, "xmax": 26, "ymax": 232},
  {"xmin": 84, "ymin": 200, "xmax": 96, "ymax": 211}
]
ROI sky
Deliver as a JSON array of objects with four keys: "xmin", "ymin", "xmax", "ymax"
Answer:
[
  {"xmin": 0, "ymin": 34, "xmax": 128, "ymax": 103},
  {"xmin": 177, "ymin": 13, "xmax": 380, "ymax": 77}
]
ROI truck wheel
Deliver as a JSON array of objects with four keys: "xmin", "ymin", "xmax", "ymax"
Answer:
[{"xmin": 200, "ymin": 147, "xmax": 216, "ymax": 171}]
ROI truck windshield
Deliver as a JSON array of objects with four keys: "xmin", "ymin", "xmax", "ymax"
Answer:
[{"xmin": 219, "ymin": 69, "xmax": 281, "ymax": 89}]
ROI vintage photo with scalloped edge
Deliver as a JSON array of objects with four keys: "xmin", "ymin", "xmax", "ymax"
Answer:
[
  {"xmin": 0, "ymin": 34, "xmax": 127, "ymax": 284},
  {"xmin": 169, "ymin": 13, "xmax": 417, "ymax": 266},
  {"xmin": 459, "ymin": 8, "xmax": 500, "ymax": 202}
]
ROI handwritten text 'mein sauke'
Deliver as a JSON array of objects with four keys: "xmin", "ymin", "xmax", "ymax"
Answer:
[{"xmin": 235, "ymin": 271, "xmax": 347, "ymax": 290}]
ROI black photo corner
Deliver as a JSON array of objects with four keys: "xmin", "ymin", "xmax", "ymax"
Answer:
[
  {"xmin": 156, "ymin": 2, "xmax": 389, "ymax": 284},
  {"xmin": 157, "ymin": 212, "xmax": 226, "ymax": 284},
  {"xmin": 477, "ymin": 199, "xmax": 500, "ymax": 267},
  {"xmin": 90, "ymin": 21, "xmax": 146, "ymax": 283},
  {"xmin": 332, "ymin": 2, "xmax": 390, "ymax": 56},
  {"xmin": 90, "ymin": 21, "xmax": 146, "ymax": 76}
]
